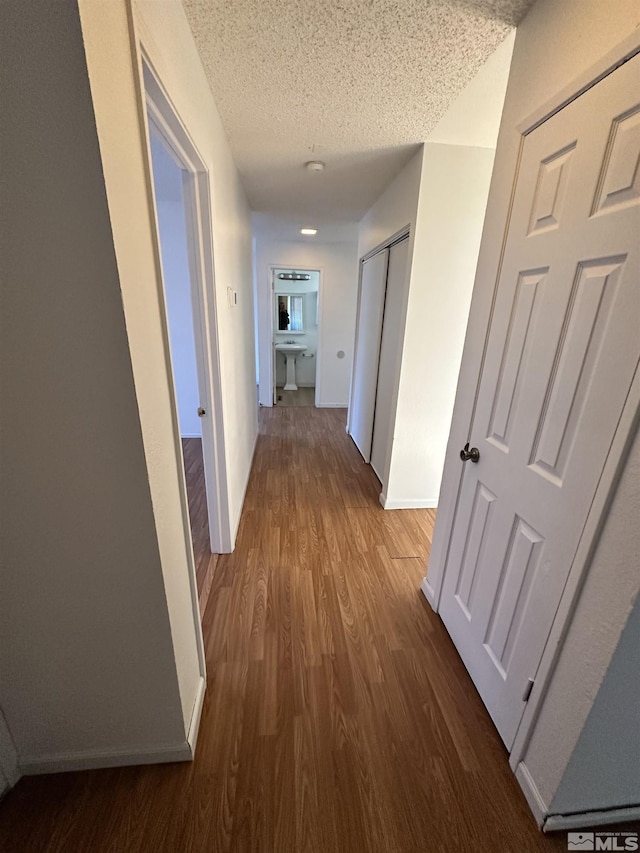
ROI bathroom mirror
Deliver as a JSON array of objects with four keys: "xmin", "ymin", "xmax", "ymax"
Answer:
[{"xmin": 275, "ymin": 293, "xmax": 304, "ymax": 333}]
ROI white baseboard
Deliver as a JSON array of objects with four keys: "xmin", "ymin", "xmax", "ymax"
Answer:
[
  {"xmin": 515, "ymin": 762, "xmax": 548, "ymax": 828},
  {"xmin": 315, "ymin": 402, "xmax": 348, "ymax": 408},
  {"xmin": 19, "ymin": 741, "xmax": 192, "ymax": 776},
  {"xmin": 544, "ymin": 805, "xmax": 640, "ymax": 832},
  {"xmin": 180, "ymin": 433, "xmax": 201, "ymax": 439},
  {"xmin": 187, "ymin": 676, "xmax": 206, "ymax": 754},
  {"xmin": 380, "ymin": 496, "xmax": 439, "ymax": 509},
  {"xmin": 420, "ymin": 577, "xmax": 438, "ymax": 611}
]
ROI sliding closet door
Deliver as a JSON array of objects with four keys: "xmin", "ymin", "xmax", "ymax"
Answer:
[
  {"xmin": 349, "ymin": 249, "xmax": 389, "ymax": 461},
  {"xmin": 370, "ymin": 237, "xmax": 409, "ymax": 480}
]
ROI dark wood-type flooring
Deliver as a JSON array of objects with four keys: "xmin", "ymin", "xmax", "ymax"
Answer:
[{"xmin": 0, "ymin": 407, "xmax": 578, "ymax": 851}]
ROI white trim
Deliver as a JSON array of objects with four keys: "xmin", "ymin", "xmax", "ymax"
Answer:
[
  {"xmin": 421, "ymin": 31, "xmax": 640, "ymax": 776},
  {"xmin": 19, "ymin": 742, "xmax": 192, "ymax": 776},
  {"xmin": 380, "ymin": 494, "xmax": 439, "ymax": 510},
  {"xmin": 515, "ymin": 762, "xmax": 548, "ymax": 829},
  {"xmin": 361, "ymin": 225, "xmax": 411, "ymax": 263},
  {"xmin": 180, "ymin": 433, "xmax": 202, "ymax": 439},
  {"xmin": 516, "ymin": 30, "xmax": 640, "ymax": 136},
  {"xmin": 345, "ymin": 255, "xmax": 363, "ymax": 435},
  {"xmin": 142, "ymin": 63, "xmax": 232, "ymax": 555},
  {"xmin": 314, "ymin": 267, "xmax": 325, "ymax": 409},
  {"xmin": 420, "ymin": 577, "xmax": 438, "ymax": 611},
  {"xmin": 349, "ymin": 238, "xmax": 387, "ymax": 468},
  {"xmin": 186, "ymin": 674, "xmax": 206, "ymax": 753},
  {"xmin": 128, "ymin": 15, "xmax": 210, "ymax": 694},
  {"xmin": 315, "ymin": 402, "xmax": 348, "ymax": 408},
  {"xmin": 347, "ymin": 227, "xmax": 410, "ymax": 439},
  {"xmin": 183, "ymin": 169, "xmax": 232, "ymax": 553},
  {"xmin": 0, "ymin": 709, "xmax": 19, "ymax": 792},
  {"xmin": 544, "ymin": 805, "xmax": 640, "ymax": 832},
  {"xmin": 266, "ymin": 264, "xmax": 323, "ymax": 409},
  {"xmin": 348, "ymin": 229, "xmax": 412, "ymax": 500}
]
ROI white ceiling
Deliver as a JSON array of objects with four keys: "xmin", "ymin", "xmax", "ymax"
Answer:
[{"xmin": 183, "ymin": 0, "xmax": 535, "ymax": 223}]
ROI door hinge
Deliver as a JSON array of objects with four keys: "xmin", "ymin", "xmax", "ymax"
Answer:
[{"xmin": 522, "ymin": 678, "xmax": 535, "ymax": 702}]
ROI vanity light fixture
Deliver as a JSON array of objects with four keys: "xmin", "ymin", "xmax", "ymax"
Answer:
[
  {"xmin": 278, "ymin": 272, "xmax": 310, "ymax": 281},
  {"xmin": 300, "ymin": 228, "xmax": 317, "ymax": 235}
]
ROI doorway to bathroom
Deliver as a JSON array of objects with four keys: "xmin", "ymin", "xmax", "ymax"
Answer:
[{"xmin": 272, "ymin": 268, "xmax": 321, "ymax": 407}]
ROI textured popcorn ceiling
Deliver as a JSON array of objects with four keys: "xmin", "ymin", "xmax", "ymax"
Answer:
[{"xmin": 183, "ymin": 0, "xmax": 535, "ymax": 222}]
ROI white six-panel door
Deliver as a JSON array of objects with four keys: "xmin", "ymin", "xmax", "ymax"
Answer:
[{"xmin": 439, "ymin": 52, "xmax": 640, "ymax": 748}]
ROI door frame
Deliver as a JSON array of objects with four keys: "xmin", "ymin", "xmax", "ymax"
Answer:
[
  {"xmin": 267, "ymin": 265, "xmax": 323, "ymax": 407},
  {"xmin": 141, "ymin": 58, "xmax": 232, "ymax": 557},
  {"xmin": 422, "ymin": 29, "xmax": 640, "ymax": 769},
  {"xmin": 346, "ymin": 225, "xmax": 413, "ymax": 440}
]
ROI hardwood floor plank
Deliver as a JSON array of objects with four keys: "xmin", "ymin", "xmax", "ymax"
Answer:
[{"xmin": 0, "ymin": 407, "xmax": 584, "ymax": 851}]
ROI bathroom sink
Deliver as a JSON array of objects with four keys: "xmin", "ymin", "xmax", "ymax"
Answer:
[
  {"xmin": 275, "ymin": 343, "xmax": 307, "ymax": 355},
  {"xmin": 275, "ymin": 343, "xmax": 307, "ymax": 390}
]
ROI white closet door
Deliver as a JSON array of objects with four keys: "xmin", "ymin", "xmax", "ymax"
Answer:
[
  {"xmin": 370, "ymin": 237, "xmax": 409, "ymax": 481},
  {"xmin": 349, "ymin": 249, "xmax": 389, "ymax": 461}
]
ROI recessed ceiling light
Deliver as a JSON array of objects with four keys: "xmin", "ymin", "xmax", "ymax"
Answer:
[
  {"xmin": 300, "ymin": 228, "xmax": 317, "ymax": 235},
  {"xmin": 305, "ymin": 161, "xmax": 325, "ymax": 172}
]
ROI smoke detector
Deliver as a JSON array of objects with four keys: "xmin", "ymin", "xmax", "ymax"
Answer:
[{"xmin": 305, "ymin": 160, "xmax": 325, "ymax": 172}]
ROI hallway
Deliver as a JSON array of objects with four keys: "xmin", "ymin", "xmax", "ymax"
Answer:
[{"xmin": 0, "ymin": 408, "xmax": 567, "ymax": 852}]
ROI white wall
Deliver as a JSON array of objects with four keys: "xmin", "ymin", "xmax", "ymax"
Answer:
[
  {"xmin": 1, "ymin": 0, "xmax": 187, "ymax": 771},
  {"xmin": 255, "ymin": 235, "xmax": 359, "ymax": 407},
  {"xmin": 150, "ymin": 133, "xmax": 201, "ymax": 437},
  {"xmin": 356, "ymin": 145, "xmax": 495, "ymax": 508},
  {"xmin": 424, "ymin": 0, "xmax": 640, "ymax": 822},
  {"xmin": 78, "ymin": 0, "xmax": 259, "ymax": 727},
  {"xmin": 386, "ymin": 144, "xmax": 495, "ymax": 508},
  {"xmin": 357, "ymin": 150, "xmax": 422, "ymax": 260},
  {"xmin": 131, "ymin": 0, "xmax": 258, "ymax": 541},
  {"xmin": 0, "ymin": 0, "xmax": 259, "ymax": 776},
  {"xmin": 427, "ymin": 30, "xmax": 515, "ymax": 150}
]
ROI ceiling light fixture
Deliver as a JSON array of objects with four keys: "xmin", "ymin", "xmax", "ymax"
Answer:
[
  {"xmin": 305, "ymin": 160, "xmax": 325, "ymax": 172},
  {"xmin": 300, "ymin": 228, "xmax": 317, "ymax": 235}
]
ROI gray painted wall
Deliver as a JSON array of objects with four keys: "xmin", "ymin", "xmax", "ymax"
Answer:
[
  {"xmin": 0, "ymin": 0, "xmax": 186, "ymax": 764},
  {"xmin": 551, "ymin": 489, "xmax": 640, "ymax": 815}
]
